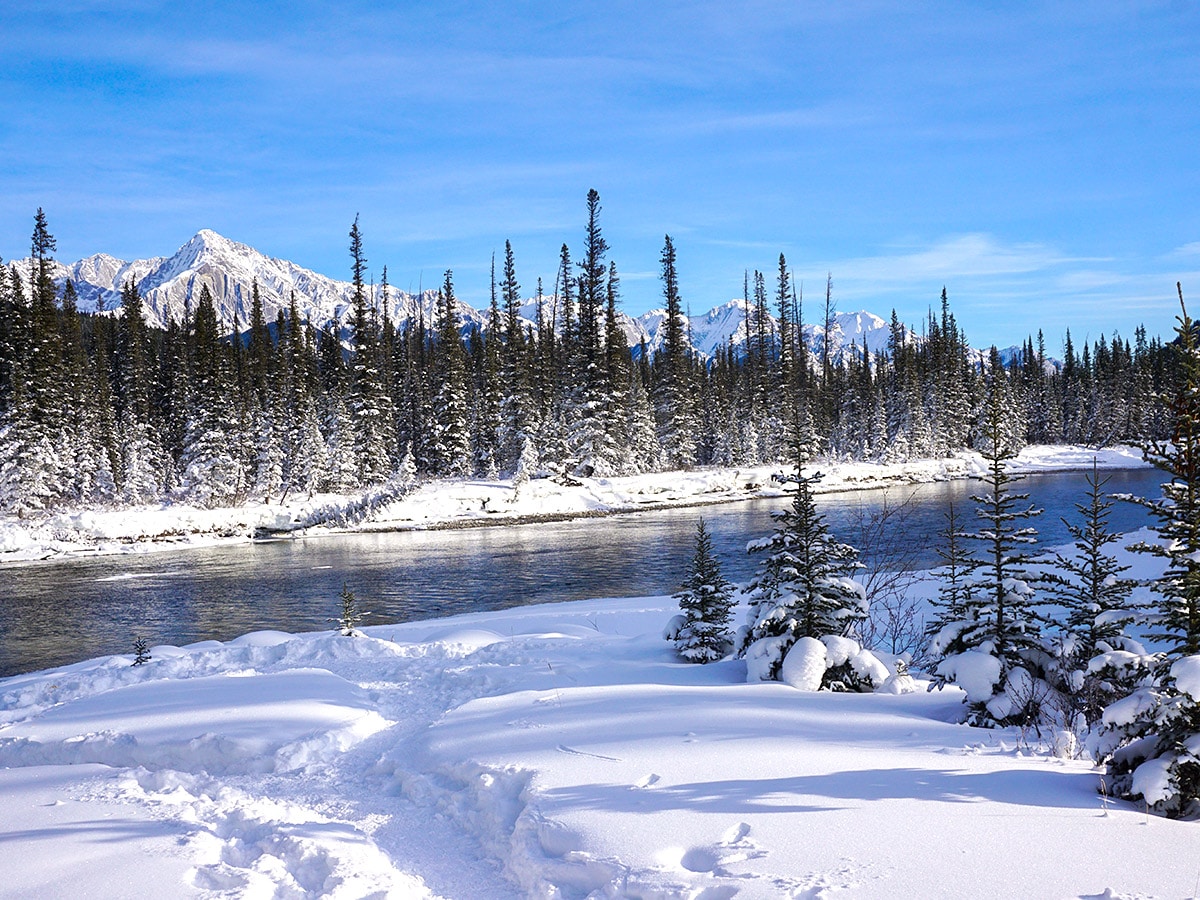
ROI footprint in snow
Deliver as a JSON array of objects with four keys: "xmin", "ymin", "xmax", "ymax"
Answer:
[{"xmin": 680, "ymin": 846, "xmax": 723, "ymax": 873}]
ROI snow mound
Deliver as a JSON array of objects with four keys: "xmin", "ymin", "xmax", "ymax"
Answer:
[
  {"xmin": 781, "ymin": 636, "xmax": 827, "ymax": 691},
  {"xmin": 937, "ymin": 651, "xmax": 1002, "ymax": 703},
  {"xmin": 0, "ymin": 668, "xmax": 391, "ymax": 776},
  {"xmin": 1170, "ymin": 655, "xmax": 1200, "ymax": 701}
]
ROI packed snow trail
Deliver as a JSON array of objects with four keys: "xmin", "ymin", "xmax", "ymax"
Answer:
[{"xmin": 0, "ymin": 630, "xmax": 524, "ymax": 898}]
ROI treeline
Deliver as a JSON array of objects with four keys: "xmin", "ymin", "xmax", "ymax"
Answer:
[{"xmin": 0, "ymin": 197, "xmax": 1179, "ymax": 514}]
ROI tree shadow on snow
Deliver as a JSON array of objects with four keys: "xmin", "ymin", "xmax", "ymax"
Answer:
[{"xmin": 541, "ymin": 766, "xmax": 1097, "ymax": 816}]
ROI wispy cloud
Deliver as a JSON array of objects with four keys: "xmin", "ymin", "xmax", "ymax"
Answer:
[
  {"xmin": 776, "ymin": 233, "xmax": 1190, "ymax": 346},
  {"xmin": 835, "ymin": 234, "xmax": 1077, "ymax": 284}
]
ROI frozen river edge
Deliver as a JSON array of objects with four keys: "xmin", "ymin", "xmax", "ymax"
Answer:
[{"xmin": 0, "ymin": 444, "xmax": 1151, "ymax": 564}]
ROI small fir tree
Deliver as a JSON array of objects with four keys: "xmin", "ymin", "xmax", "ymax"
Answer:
[
  {"xmin": 337, "ymin": 582, "xmax": 365, "ymax": 636},
  {"xmin": 1041, "ymin": 459, "xmax": 1140, "ymax": 726},
  {"xmin": 739, "ymin": 412, "xmax": 867, "ymax": 683},
  {"xmin": 670, "ymin": 518, "xmax": 736, "ymax": 663},
  {"xmin": 925, "ymin": 499, "xmax": 977, "ymax": 653},
  {"xmin": 929, "ymin": 372, "xmax": 1047, "ymax": 727},
  {"xmin": 131, "ymin": 637, "xmax": 151, "ymax": 666}
]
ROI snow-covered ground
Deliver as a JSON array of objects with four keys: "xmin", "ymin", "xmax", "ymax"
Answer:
[
  {"xmin": 1, "ymin": 578, "xmax": 1192, "ymax": 899},
  {"xmin": 1, "ymin": 442, "xmax": 1179, "ymax": 898},
  {"xmin": 0, "ymin": 444, "xmax": 1149, "ymax": 563}
]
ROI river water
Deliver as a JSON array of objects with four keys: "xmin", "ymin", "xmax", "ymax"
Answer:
[{"xmin": 0, "ymin": 467, "xmax": 1167, "ymax": 677}]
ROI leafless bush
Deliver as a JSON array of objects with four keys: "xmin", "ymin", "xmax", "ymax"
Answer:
[{"xmin": 848, "ymin": 490, "xmax": 927, "ymax": 662}]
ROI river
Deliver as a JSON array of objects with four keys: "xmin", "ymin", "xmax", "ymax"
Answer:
[{"xmin": 0, "ymin": 466, "xmax": 1166, "ymax": 677}]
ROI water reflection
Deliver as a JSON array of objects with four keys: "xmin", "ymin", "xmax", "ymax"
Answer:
[{"xmin": 0, "ymin": 467, "xmax": 1164, "ymax": 677}]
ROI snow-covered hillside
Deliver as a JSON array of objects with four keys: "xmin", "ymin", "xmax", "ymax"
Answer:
[{"xmin": 0, "ymin": 578, "xmax": 1190, "ymax": 898}]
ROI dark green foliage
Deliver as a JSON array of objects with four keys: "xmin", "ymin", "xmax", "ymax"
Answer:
[
  {"xmin": 1127, "ymin": 296, "xmax": 1200, "ymax": 656},
  {"xmin": 654, "ymin": 234, "xmax": 697, "ymax": 469},
  {"xmin": 1041, "ymin": 460, "xmax": 1139, "ymax": 724},
  {"xmin": 670, "ymin": 519, "xmax": 736, "ymax": 663},
  {"xmin": 131, "ymin": 637, "xmax": 151, "ymax": 666},
  {"xmin": 1104, "ymin": 286, "xmax": 1200, "ymax": 817},
  {"xmin": 928, "ymin": 370, "xmax": 1046, "ymax": 727},
  {"xmin": 740, "ymin": 416, "xmax": 866, "ymax": 681},
  {"xmin": 337, "ymin": 582, "xmax": 364, "ymax": 636},
  {"xmin": 0, "ymin": 205, "xmax": 1181, "ymax": 518}
]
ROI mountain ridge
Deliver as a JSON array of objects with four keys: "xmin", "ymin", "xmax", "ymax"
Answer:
[{"xmin": 12, "ymin": 229, "xmax": 1023, "ymax": 364}]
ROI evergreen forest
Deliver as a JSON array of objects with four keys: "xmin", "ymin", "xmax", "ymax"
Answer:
[{"xmin": 0, "ymin": 197, "xmax": 1179, "ymax": 516}]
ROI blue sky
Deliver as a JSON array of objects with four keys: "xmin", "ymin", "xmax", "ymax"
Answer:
[{"xmin": 2, "ymin": 1, "xmax": 1198, "ymax": 348}]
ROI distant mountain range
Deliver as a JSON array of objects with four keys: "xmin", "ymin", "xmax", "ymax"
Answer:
[{"xmin": 14, "ymin": 229, "xmax": 1035, "ymax": 365}]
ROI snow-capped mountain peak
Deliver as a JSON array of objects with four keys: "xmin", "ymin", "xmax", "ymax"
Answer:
[{"xmin": 16, "ymin": 231, "xmax": 894, "ymax": 361}]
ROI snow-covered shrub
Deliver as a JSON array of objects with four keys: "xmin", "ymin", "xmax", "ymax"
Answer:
[
  {"xmin": 771, "ymin": 634, "xmax": 890, "ymax": 693},
  {"xmin": 779, "ymin": 636, "xmax": 826, "ymax": 691},
  {"xmin": 1097, "ymin": 290, "xmax": 1200, "ymax": 816},
  {"xmin": 670, "ymin": 519, "xmax": 736, "ymax": 663},
  {"xmin": 1099, "ymin": 655, "xmax": 1200, "ymax": 817},
  {"xmin": 877, "ymin": 659, "xmax": 919, "ymax": 695}
]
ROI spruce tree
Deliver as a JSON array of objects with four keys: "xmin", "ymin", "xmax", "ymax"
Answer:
[
  {"xmin": 924, "ymin": 498, "xmax": 977, "ymax": 663},
  {"xmin": 740, "ymin": 413, "xmax": 866, "ymax": 682},
  {"xmin": 1102, "ymin": 285, "xmax": 1200, "ymax": 816},
  {"xmin": 429, "ymin": 270, "xmax": 472, "ymax": 475},
  {"xmin": 654, "ymin": 235, "xmax": 697, "ymax": 469},
  {"xmin": 497, "ymin": 240, "xmax": 533, "ymax": 472},
  {"xmin": 930, "ymin": 370, "xmax": 1047, "ymax": 727},
  {"xmin": 472, "ymin": 265, "xmax": 503, "ymax": 476},
  {"xmin": 115, "ymin": 279, "xmax": 163, "ymax": 502},
  {"xmin": 347, "ymin": 216, "xmax": 395, "ymax": 484},
  {"xmin": 179, "ymin": 284, "xmax": 244, "ymax": 506},
  {"xmin": 670, "ymin": 518, "xmax": 736, "ymax": 663},
  {"xmin": 1041, "ymin": 460, "xmax": 1139, "ymax": 725}
]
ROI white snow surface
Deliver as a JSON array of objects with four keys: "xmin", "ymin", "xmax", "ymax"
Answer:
[
  {"xmin": 780, "ymin": 636, "xmax": 827, "ymax": 691},
  {"xmin": 1, "ymin": 591, "xmax": 1195, "ymax": 899},
  {"xmin": 0, "ymin": 444, "xmax": 1150, "ymax": 563},
  {"xmin": 1171, "ymin": 654, "xmax": 1200, "ymax": 701}
]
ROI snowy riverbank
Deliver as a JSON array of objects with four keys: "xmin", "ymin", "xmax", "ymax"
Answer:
[
  {"xmin": 1, "ymin": 579, "xmax": 1192, "ymax": 899},
  {"xmin": 0, "ymin": 444, "xmax": 1150, "ymax": 564}
]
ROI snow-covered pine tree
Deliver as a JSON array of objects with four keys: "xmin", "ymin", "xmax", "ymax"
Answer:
[
  {"xmin": 603, "ymin": 261, "xmax": 635, "ymax": 471},
  {"xmin": 626, "ymin": 369, "xmax": 662, "ymax": 473},
  {"xmin": 668, "ymin": 518, "xmax": 736, "ymax": 663},
  {"xmin": 566, "ymin": 189, "xmax": 623, "ymax": 477},
  {"xmin": 929, "ymin": 368, "xmax": 1047, "ymax": 727},
  {"xmin": 179, "ymin": 284, "xmax": 245, "ymax": 507},
  {"xmin": 429, "ymin": 270, "xmax": 472, "ymax": 476},
  {"xmin": 511, "ymin": 433, "xmax": 540, "ymax": 495},
  {"xmin": 115, "ymin": 279, "xmax": 165, "ymax": 504},
  {"xmin": 1101, "ymin": 285, "xmax": 1200, "ymax": 816},
  {"xmin": 654, "ymin": 235, "xmax": 698, "ymax": 469},
  {"xmin": 251, "ymin": 404, "xmax": 284, "ymax": 502},
  {"xmin": 471, "ymin": 268, "xmax": 503, "ymax": 477},
  {"xmin": 347, "ymin": 217, "xmax": 396, "ymax": 485},
  {"xmin": 497, "ymin": 240, "xmax": 534, "ymax": 474},
  {"xmin": 1041, "ymin": 459, "xmax": 1140, "ymax": 726},
  {"xmin": 739, "ymin": 410, "xmax": 868, "ymax": 685}
]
